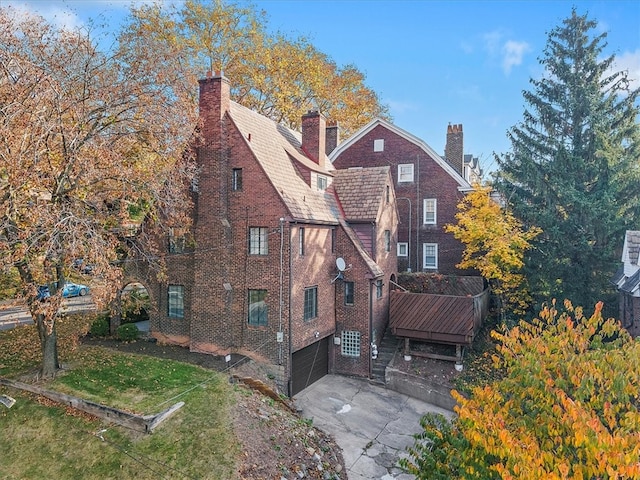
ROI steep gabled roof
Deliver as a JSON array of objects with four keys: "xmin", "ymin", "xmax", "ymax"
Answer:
[
  {"xmin": 229, "ymin": 102, "xmax": 338, "ymax": 223},
  {"xmin": 332, "ymin": 167, "xmax": 390, "ymax": 221},
  {"xmin": 328, "ymin": 118, "xmax": 472, "ymax": 191}
]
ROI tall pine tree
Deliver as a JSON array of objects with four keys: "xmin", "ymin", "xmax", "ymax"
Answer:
[{"xmin": 494, "ymin": 9, "xmax": 640, "ymax": 314}]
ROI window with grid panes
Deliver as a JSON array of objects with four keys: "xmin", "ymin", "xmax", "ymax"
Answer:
[
  {"xmin": 249, "ymin": 227, "xmax": 268, "ymax": 255},
  {"xmin": 341, "ymin": 331, "xmax": 361, "ymax": 357},
  {"xmin": 168, "ymin": 285, "xmax": 184, "ymax": 318},
  {"xmin": 303, "ymin": 286, "xmax": 317, "ymax": 321}
]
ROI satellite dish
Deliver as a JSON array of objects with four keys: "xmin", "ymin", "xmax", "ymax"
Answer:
[{"xmin": 336, "ymin": 257, "xmax": 346, "ymax": 272}]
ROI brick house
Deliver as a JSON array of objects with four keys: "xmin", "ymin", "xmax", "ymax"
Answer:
[
  {"xmin": 330, "ymin": 119, "xmax": 473, "ymax": 274},
  {"xmin": 146, "ymin": 73, "xmax": 397, "ymax": 396},
  {"xmin": 613, "ymin": 230, "xmax": 640, "ymax": 337}
]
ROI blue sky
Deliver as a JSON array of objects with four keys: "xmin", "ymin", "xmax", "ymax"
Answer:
[{"xmin": 4, "ymin": 0, "xmax": 639, "ymax": 176}]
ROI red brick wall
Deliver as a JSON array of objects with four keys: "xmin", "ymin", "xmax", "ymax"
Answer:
[{"xmin": 332, "ymin": 124, "xmax": 466, "ymax": 275}]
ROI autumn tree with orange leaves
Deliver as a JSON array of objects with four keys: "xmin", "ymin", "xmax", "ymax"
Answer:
[
  {"xmin": 445, "ymin": 184, "xmax": 540, "ymax": 317},
  {"xmin": 120, "ymin": 0, "xmax": 389, "ymax": 137},
  {"xmin": 402, "ymin": 301, "xmax": 640, "ymax": 479},
  {"xmin": 0, "ymin": 8, "xmax": 196, "ymax": 377}
]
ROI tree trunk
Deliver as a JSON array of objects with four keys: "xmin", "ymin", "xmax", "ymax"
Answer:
[{"xmin": 36, "ymin": 313, "xmax": 60, "ymax": 378}]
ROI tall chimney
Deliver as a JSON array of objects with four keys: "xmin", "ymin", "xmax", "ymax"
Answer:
[
  {"xmin": 445, "ymin": 123, "xmax": 464, "ymax": 176},
  {"xmin": 302, "ymin": 110, "xmax": 326, "ymax": 169},
  {"xmin": 198, "ymin": 71, "xmax": 230, "ymax": 137},
  {"xmin": 325, "ymin": 121, "xmax": 340, "ymax": 155}
]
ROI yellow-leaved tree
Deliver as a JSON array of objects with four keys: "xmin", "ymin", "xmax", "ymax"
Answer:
[
  {"xmin": 445, "ymin": 184, "xmax": 541, "ymax": 317},
  {"xmin": 403, "ymin": 300, "xmax": 640, "ymax": 479}
]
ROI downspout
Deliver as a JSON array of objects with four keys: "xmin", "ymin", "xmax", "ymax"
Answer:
[
  {"xmin": 287, "ymin": 221, "xmax": 294, "ymax": 396},
  {"xmin": 416, "ymin": 154, "xmax": 420, "ymax": 272},
  {"xmin": 397, "ymin": 197, "xmax": 411, "ymax": 272},
  {"xmin": 369, "ymin": 279, "xmax": 374, "ymax": 378},
  {"xmin": 278, "ymin": 218, "xmax": 285, "ymax": 365}
]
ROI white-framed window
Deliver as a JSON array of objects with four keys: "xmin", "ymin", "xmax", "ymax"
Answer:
[
  {"xmin": 384, "ymin": 230, "xmax": 391, "ymax": 252},
  {"xmin": 304, "ymin": 286, "xmax": 318, "ymax": 321},
  {"xmin": 397, "ymin": 242, "xmax": 408, "ymax": 257},
  {"xmin": 423, "ymin": 243, "xmax": 438, "ymax": 269},
  {"xmin": 168, "ymin": 285, "xmax": 184, "ymax": 318},
  {"xmin": 374, "ymin": 139, "xmax": 384, "ymax": 152},
  {"xmin": 341, "ymin": 330, "xmax": 361, "ymax": 357},
  {"xmin": 423, "ymin": 198, "xmax": 437, "ymax": 225},
  {"xmin": 248, "ymin": 289, "xmax": 267, "ymax": 326},
  {"xmin": 249, "ymin": 227, "xmax": 268, "ymax": 255},
  {"xmin": 398, "ymin": 164, "xmax": 414, "ymax": 183},
  {"xmin": 317, "ymin": 175, "xmax": 328, "ymax": 191}
]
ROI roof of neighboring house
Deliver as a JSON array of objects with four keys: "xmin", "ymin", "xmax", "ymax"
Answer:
[
  {"xmin": 612, "ymin": 265, "xmax": 626, "ymax": 286},
  {"xmin": 332, "ymin": 167, "xmax": 390, "ymax": 221},
  {"xmin": 229, "ymin": 101, "xmax": 338, "ymax": 224},
  {"xmin": 621, "ymin": 269, "xmax": 640, "ymax": 293},
  {"xmin": 624, "ymin": 230, "xmax": 640, "ymax": 265},
  {"xmin": 328, "ymin": 117, "xmax": 472, "ymax": 191}
]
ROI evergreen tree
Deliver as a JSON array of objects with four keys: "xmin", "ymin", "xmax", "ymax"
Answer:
[{"xmin": 494, "ymin": 9, "xmax": 640, "ymax": 313}]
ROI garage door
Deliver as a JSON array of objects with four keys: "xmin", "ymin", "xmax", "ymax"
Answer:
[{"xmin": 291, "ymin": 337, "xmax": 329, "ymax": 396}]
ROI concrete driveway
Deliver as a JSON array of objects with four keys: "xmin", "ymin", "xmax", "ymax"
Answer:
[{"xmin": 294, "ymin": 374, "xmax": 453, "ymax": 480}]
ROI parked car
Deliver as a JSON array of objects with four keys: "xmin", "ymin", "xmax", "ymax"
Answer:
[
  {"xmin": 37, "ymin": 282, "xmax": 90, "ymax": 300},
  {"xmin": 72, "ymin": 259, "xmax": 94, "ymax": 275}
]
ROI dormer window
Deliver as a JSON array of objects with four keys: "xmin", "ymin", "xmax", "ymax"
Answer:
[
  {"xmin": 374, "ymin": 139, "xmax": 384, "ymax": 152},
  {"xmin": 317, "ymin": 175, "xmax": 328, "ymax": 191}
]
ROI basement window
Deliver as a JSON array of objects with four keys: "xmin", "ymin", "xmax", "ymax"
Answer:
[{"xmin": 341, "ymin": 331, "xmax": 361, "ymax": 357}]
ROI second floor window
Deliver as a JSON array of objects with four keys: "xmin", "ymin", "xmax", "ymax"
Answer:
[
  {"xmin": 384, "ymin": 230, "xmax": 391, "ymax": 252},
  {"xmin": 376, "ymin": 280, "xmax": 383, "ymax": 299},
  {"xmin": 397, "ymin": 242, "xmax": 408, "ymax": 257},
  {"xmin": 299, "ymin": 227, "xmax": 305, "ymax": 256},
  {"xmin": 423, "ymin": 243, "xmax": 438, "ymax": 269},
  {"xmin": 249, "ymin": 227, "xmax": 268, "ymax": 255},
  {"xmin": 344, "ymin": 281, "xmax": 354, "ymax": 305},
  {"xmin": 398, "ymin": 164, "xmax": 414, "ymax": 183},
  {"xmin": 232, "ymin": 168, "xmax": 242, "ymax": 191},
  {"xmin": 304, "ymin": 286, "xmax": 318, "ymax": 321},
  {"xmin": 317, "ymin": 175, "xmax": 327, "ymax": 191},
  {"xmin": 423, "ymin": 198, "xmax": 437, "ymax": 224}
]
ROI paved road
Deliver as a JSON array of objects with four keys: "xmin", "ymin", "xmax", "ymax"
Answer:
[
  {"xmin": 294, "ymin": 374, "xmax": 453, "ymax": 480},
  {"xmin": 0, "ymin": 296, "xmax": 95, "ymax": 331}
]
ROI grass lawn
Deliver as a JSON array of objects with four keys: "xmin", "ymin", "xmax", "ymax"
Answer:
[{"xmin": 0, "ymin": 315, "xmax": 240, "ymax": 479}]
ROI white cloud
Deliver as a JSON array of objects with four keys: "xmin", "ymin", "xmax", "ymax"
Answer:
[
  {"xmin": 502, "ymin": 40, "xmax": 531, "ymax": 75},
  {"xmin": 613, "ymin": 49, "xmax": 640, "ymax": 91},
  {"xmin": 482, "ymin": 30, "xmax": 531, "ymax": 76}
]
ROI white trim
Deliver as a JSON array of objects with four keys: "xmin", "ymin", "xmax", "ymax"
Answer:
[
  {"xmin": 397, "ymin": 242, "xmax": 408, "ymax": 257},
  {"xmin": 423, "ymin": 243, "xmax": 438, "ymax": 269},
  {"xmin": 423, "ymin": 198, "xmax": 437, "ymax": 225},
  {"xmin": 329, "ymin": 118, "xmax": 471, "ymax": 189}
]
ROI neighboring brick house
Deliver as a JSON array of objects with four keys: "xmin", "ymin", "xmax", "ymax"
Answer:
[
  {"xmin": 613, "ymin": 230, "xmax": 640, "ymax": 337},
  {"xmin": 330, "ymin": 119, "xmax": 472, "ymax": 274},
  {"xmin": 146, "ymin": 73, "xmax": 397, "ymax": 396}
]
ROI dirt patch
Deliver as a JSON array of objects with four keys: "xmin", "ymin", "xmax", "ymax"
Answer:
[{"xmin": 82, "ymin": 336, "xmax": 346, "ymax": 479}]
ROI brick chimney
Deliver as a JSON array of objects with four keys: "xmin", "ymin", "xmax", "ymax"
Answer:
[
  {"xmin": 302, "ymin": 110, "xmax": 326, "ymax": 169},
  {"xmin": 325, "ymin": 121, "xmax": 340, "ymax": 156},
  {"xmin": 445, "ymin": 123, "xmax": 463, "ymax": 176},
  {"xmin": 198, "ymin": 71, "xmax": 230, "ymax": 138}
]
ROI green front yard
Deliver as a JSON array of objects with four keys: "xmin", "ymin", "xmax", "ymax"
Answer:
[{"xmin": 0, "ymin": 315, "xmax": 239, "ymax": 479}]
